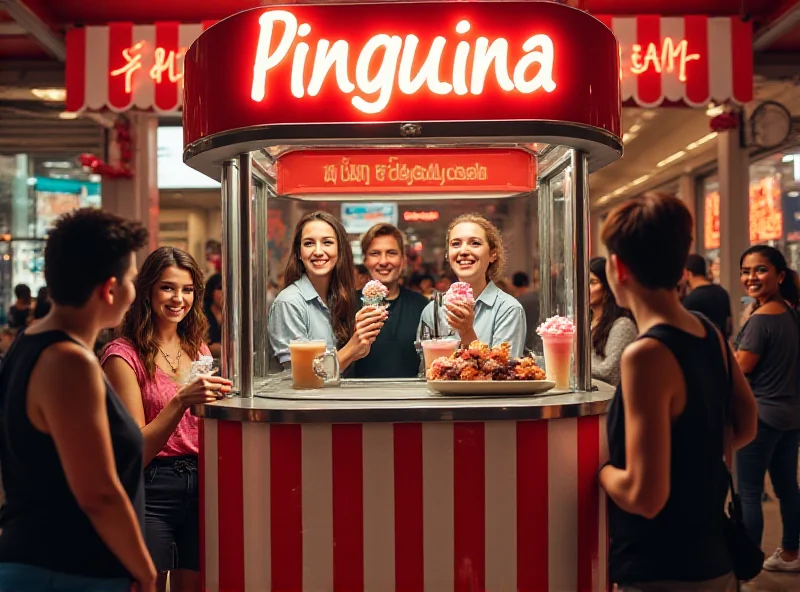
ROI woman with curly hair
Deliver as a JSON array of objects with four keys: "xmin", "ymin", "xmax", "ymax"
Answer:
[
  {"xmin": 417, "ymin": 213, "xmax": 526, "ymax": 356},
  {"xmin": 102, "ymin": 247, "xmax": 232, "ymax": 592}
]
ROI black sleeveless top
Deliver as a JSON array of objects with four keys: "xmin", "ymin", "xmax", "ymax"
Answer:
[
  {"xmin": 0, "ymin": 331, "xmax": 145, "ymax": 579},
  {"xmin": 606, "ymin": 316, "xmax": 733, "ymax": 584}
]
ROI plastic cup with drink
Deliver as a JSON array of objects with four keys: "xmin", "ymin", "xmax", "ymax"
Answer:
[
  {"xmin": 536, "ymin": 316, "xmax": 576, "ymax": 390},
  {"xmin": 289, "ymin": 339, "xmax": 340, "ymax": 389},
  {"xmin": 421, "ymin": 338, "xmax": 461, "ymax": 373}
]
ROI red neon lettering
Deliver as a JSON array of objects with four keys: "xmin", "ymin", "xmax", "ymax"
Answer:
[
  {"xmin": 403, "ymin": 211, "xmax": 440, "ymax": 222},
  {"xmin": 629, "ymin": 37, "xmax": 699, "ymax": 82},
  {"xmin": 250, "ymin": 10, "xmax": 557, "ymax": 114},
  {"xmin": 110, "ymin": 43, "xmax": 187, "ymax": 93}
]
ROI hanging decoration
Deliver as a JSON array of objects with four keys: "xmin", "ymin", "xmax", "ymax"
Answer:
[
  {"xmin": 709, "ymin": 112, "xmax": 739, "ymax": 133},
  {"xmin": 78, "ymin": 116, "xmax": 134, "ymax": 179}
]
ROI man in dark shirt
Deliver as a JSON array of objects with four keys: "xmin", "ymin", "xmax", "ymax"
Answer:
[
  {"xmin": 682, "ymin": 253, "xmax": 732, "ymax": 339},
  {"xmin": 353, "ymin": 223, "xmax": 429, "ymax": 378}
]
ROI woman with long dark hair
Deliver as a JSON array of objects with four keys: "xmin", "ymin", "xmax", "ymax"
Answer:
[
  {"xmin": 202, "ymin": 273, "xmax": 222, "ymax": 357},
  {"xmin": 589, "ymin": 257, "xmax": 637, "ymax": 386},
  {"xmin": 268, "ymin": 211, "xmax": 386, "ymax": 370},
  {"xmin": 734, "ymin": 245, "xmax": 800, "ymax": 572},
  {"xmin": 102, "ymin": 247, "xmax": 232, "ymax": 592}
]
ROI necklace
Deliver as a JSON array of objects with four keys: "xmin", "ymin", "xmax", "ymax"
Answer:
[{"xmin": 157, "ymin": 343, "xmax": 183, "ymax": 374}]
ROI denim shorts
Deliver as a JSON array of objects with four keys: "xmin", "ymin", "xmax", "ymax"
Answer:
[
  {"xmin": 0, "ymin": 563, "xmax": 129, "ymax": 592},
  {"xmin": 144, "ymin": 455, "xmax": 200, "ymax": 572}
]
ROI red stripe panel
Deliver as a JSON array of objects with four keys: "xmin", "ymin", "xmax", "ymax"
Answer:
[
  {"xmin": 453, "ymin": 422, "xmax": 485, "ymax": 592},
  {"xmin": 683, "ymin": 16, "xmax": 709, "ymax": 106},
  {"xmin": 635, "ymin": 15, "xmax": 662, "ymax": 106},
  {"xmin": 154, "ymin": 21, "xmax": 180, "ymax": 111},
  {"xmin": 394, "ymin": 423, "xmax": 424, "ymax": 592},
  {"xmin": 216, "ymin": 421, "xmax": 245, "ymax": 592},
  {"xmin": 108, "ymin": 22, "xmax": 134, "ymax": 110},
  {"xmin": 730, "ymin": 17, "xmax": 753, "ymax": 104},
  {"xmin": 577, "ymin": 416, "xmax": 601, "ymax": 592},
  {"xmin": 198, "ymin": 419, "xmax": 206, "ymax": 589},
  {"xmin": 332, "ymin": 424, "xmax": 364, "ymax": 592},
  {"xmin": 201, "ymin": 20, "xmax": 217, "ymax": 31},
  {"xmin": 517, "ymin": 421, "xmax": 548, "ymax": 592},
  {"xmin": 65, "ymin": 28, "xmax": 86, "ymax": 112},
  {"xmin": 271, "ymin": 424, "xmax": 303, "ymax": 592}
]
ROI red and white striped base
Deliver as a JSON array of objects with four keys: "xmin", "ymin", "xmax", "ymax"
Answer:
[{"xmin": 200, "ymin": 416, "xmax": 608, "ymax": 592}]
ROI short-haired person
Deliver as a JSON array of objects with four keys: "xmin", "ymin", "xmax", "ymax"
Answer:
[
  {"xmin": 511, "ymin": 271, "xmax": 530, "ymax": 297},
  {"xmin": 7, "ymin": 284, "xmax": 33, "ymax": 328},
  {"xmin": 597, "ymin": 193, "xmax": 757, "ymax": 591},
  {"xmin": 683, "ymin": 254, "xmax": 732, "ymax": 340},
  {"xmin": 418, "ymin": 214, "xmax": 526, "ymax": 356},
  {"xmin": 268, "ymin": 212, "xmax": 386, "ymax": 371},
  {"xmin": 103, "ymin": 247, "xmax": 232, "ymax": 592},
  {"xmin": 0, "ymin": 209, "xmax": 156, "ymax": 591},
  {"xmin": 353, "ymin": 224, "xmax": 429, "ymax": 378}
]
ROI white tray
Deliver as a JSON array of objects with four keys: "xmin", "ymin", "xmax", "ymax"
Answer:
[{"xmin": 427, "ymin": 379, "xmax": 557, "ymax": 396}]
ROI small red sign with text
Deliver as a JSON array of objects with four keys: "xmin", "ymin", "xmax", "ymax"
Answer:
[{"xmin": 276, "ymin": 149, "xmax": 536, "ymax": 196}]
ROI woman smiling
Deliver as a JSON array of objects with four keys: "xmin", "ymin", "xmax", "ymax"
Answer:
[
  {"xmin": 417, "ymin": 213, "xmax": 526, "ymax": 356},
  {"xmin": 268, "ymin": 211, "xmax": 386, "ymax": 371}
]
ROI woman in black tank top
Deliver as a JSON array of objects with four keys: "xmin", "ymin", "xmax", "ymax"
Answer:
[
  {"xmin": 0, "ymin": 209, "xmax": 156, "ymax": 592},
  {"xmin": 597, "ymin": 193, "xmax": 758, "ymax": 591}
]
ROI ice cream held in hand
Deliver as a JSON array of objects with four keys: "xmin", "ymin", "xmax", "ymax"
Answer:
[
  {"xmin": 536, "ymin": 316, "xmax": 575, "ymax": 389},
  {"xmin": 445, "ymin": 282, "xmax": 474, "ymax": 306},
  {"xmin": 362, "ymin": 279, "xmax": 389, "ymax": 307}
]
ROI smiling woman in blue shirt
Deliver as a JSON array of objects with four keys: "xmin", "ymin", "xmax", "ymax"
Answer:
[
  {"xmin": 268, "ymin": 211, "xmax": 386, "ymax": 371},
  {"xmin": 418, "ymin": 213, "xmax": 526, "ymax": 356}
]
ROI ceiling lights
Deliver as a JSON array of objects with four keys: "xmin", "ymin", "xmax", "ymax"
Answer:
[
  {"xmin": 31, "ymin": 88, "xmax": 66, "ymax": 101},
  {"xmin": 58, "ymin": 111, "xmax": 78, "ymax": 120}
]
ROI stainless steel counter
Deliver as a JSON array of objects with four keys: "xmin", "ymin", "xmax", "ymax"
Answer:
[{"xmin": 192, "ymin": 379, "xmax": 614, "ymax": 423}]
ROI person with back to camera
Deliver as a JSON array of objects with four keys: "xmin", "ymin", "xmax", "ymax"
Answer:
[
  {"xmin": 7, "ymin": 284, "xmax": 33, "ymax": 328},
  {"xmin": 268, "ymin": 211, "xmax": 387, "ymax": 371},
  {"xmin": 418, "ymin": 213, "xmax": 526, "ymax": 356},
  {"xmin": 589, "ymin": 256, "xmax": 637, "ymax": 387},
  {"xmin": 0, "ymin": 208, "xmax": 156, "ymax": 592},
  {"xmin": 597, "ymin": 192, "xmax": 757, "ymax": 591},
  {"xmin": 683, "ymin": 253, "xmax": 732, "ymax": 340},
  {"xmin": 734, "ymin": 245, "xmax": 800, "ymax": 572},
  {"xmin": 102, "ymin": 247, "xmax": 232, "ymax": 592}
]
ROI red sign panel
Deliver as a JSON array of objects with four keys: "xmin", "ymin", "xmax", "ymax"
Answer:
[
  {"xmin": 183, "ymin": 2, "xmax": 620, "ymax": 147},
  {"xmin": 276, "ymin": 149, "xmax": 536, "ymax": 196}
]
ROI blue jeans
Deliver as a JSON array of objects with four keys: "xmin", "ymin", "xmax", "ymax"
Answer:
[
  {"xmin": 0, "ymin": 563, "xmax": 129, "ymax": 592},
  {"xmin": 736, "ymin": 420, "xmax": 800, "ymax": 551}
]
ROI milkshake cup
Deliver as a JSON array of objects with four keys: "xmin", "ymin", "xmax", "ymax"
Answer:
[
  {"xmin": 540, "ymin": 333, "xmax": 573, "ymax": 389},
  {"xmin": 536, "ymin": 315, "xmax": 576, "ymax": 390},
  {"xmin": 421, "ymin": 339, "xmax": 460, "ymax": 372}
]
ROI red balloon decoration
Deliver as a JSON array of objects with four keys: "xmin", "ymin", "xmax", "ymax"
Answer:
[{"xmin": 79, "ymin": 116, "xmax": 134, "ymax": 179}]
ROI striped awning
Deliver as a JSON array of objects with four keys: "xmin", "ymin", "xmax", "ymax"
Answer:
[
  {"xmin": 596, "ymin": 15, "xmax": 753, "ymax": 108},
  {"xmin": 65, "ymin": 15, "xmax": 753, "ymax": 114}
]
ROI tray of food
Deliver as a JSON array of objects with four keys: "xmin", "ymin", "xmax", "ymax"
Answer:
[{"xmin": 426, "ymin": 341, "xmax": 556, "ymax": 396}]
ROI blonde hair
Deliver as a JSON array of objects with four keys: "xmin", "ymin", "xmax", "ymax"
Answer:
[{"xmin": 446, "ymin": 214, "xmax": 506, "ymax": 283}]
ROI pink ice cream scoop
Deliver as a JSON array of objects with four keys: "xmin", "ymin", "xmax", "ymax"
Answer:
[
  {"xmin": 445, "ymin": 282, "xmax": 474, "ymax": 306},
  {"xmin": 362, "ymin": 279, "xmax": 389, "ymax": 307}
]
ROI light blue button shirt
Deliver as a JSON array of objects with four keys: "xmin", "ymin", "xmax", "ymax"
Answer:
[
  {"xmin": 267, "ymin": 274, "xmax": 336, "ymax": 364},
  {"xmin": 417, "ymin": 281, "xmax": 527, "ymax": 357}
]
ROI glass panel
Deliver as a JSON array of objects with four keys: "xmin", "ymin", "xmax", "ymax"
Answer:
[{"xmin": 252, "ymin": 173, "xmax": 270, "ymax": 378}]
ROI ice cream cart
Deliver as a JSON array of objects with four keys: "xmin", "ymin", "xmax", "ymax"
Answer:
[{"xmin": 183, "ymin": 1, "xmax": 622, "ymax": 590}]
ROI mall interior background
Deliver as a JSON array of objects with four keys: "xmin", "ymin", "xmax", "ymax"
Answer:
[{"xmin": 1, "ymin": 0, "xmax": 800, "ymax": 328}]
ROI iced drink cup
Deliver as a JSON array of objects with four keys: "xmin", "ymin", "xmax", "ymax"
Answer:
[
  {"xmin": 421, "ymin": 339, "xmax": 460, "ymax": 371},
  {"xmin": 289, "ymin": 340, "xmax": 327, "ymax": 389},
  {"xmin": 541, "ymin": 333, "xmax": 573, "ymax": 389}
]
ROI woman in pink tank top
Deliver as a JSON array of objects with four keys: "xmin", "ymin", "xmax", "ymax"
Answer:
[{"xmin": 102, "ymin": 247, "xmax": 231, "ymax": 592}]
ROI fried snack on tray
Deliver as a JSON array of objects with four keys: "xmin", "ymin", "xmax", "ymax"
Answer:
[{"xmin": 427, "ymin": 341, "xmax": 546, "ymax": 381}]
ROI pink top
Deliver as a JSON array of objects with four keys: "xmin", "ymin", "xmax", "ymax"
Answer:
[{"xmin": 101, "ymin": 338, "xmax": 211, "ymax": 458}]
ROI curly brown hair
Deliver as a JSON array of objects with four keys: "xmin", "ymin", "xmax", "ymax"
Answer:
[
  {"xmin": 445, "ymin": 213, "xmax": 506, "ymax": 283},
  {"xmin": 283, "ymin": 211, "xmax": 355, "ymax": 346},
  {"xmin": 119, "ymin": 246, "xmax": 208, "ymax": 379}
]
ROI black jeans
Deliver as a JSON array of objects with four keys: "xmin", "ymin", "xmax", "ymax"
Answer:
[
  {"xmin": 143, "ymin": 456, "xmax": 200, "ymax": 572},
  {"xmin": 736, "ymin": 420, "xmax": 800, "ymax": 551}
]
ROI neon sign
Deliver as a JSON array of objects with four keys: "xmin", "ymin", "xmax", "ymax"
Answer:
[
  {"xmin": 250, "ymin": 10, "xmax": 557, "ymax": 115},
  {"xmin": 110, "ymin": 42, "xmax": 186, "ymax": 94},
  {"xmin": 404, "ymin": 211, "xmax": 440, "ymax": 222},
  {"xmin": 629, "ymin": 38, "xmax": 699, "ymax": 82}
]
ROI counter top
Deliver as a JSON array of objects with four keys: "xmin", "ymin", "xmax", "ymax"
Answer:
[{"xmin": 193, "ymin": 379, "xmax": 614, "ymax": 423}]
